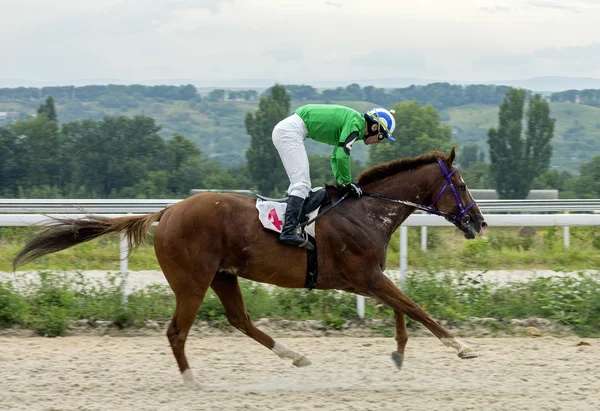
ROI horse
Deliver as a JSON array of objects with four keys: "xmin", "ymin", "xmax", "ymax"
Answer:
[{"xmin": 13, "ymin": 148, "xmax": 487, "ymax": 388}]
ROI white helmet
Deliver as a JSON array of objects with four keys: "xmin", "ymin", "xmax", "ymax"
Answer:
[{"xmin": 365, "ymin": 108, "xmax": 396, "ymax": 141}]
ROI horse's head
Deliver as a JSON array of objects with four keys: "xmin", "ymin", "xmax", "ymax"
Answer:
[
  {"xmin": 356, "ymin": 148, "xmax": 487, "ymax": 239},
  {"xmin": 427, "ymin": 147, "xmax": 487, "ymax": 239}
]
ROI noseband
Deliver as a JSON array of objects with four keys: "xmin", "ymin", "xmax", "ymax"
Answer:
[{"xmin": 362, "ymin": 159, "xmax": 477, "ymax": 226}]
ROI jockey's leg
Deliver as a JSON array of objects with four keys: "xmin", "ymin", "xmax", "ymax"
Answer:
[
  {"xmin": 272, "ymin": 114, "xmax": 313, "ymax": 249},
  {"xmin": 279, "ymin": 195, "xmax": 313, "ymax": 249}
]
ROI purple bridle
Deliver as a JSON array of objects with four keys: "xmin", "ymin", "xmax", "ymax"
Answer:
[{"xmin": 362, "ymin": 159, "xmax": 477, "ymax": 226}]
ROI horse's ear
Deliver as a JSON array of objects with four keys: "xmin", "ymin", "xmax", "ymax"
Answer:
[{"xmin": 449, "ymin": 147, "xmax": 456, "ymax": 164}]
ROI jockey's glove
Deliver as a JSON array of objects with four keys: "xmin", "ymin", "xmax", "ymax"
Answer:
[{"xmin": 344, "ymin": 182, "xmax": 362, "ymax": 198}]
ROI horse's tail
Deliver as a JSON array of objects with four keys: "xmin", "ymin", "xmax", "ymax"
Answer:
[{"xmin": 13, "ymin": 209, "xmax": 169, "ymax": 270}]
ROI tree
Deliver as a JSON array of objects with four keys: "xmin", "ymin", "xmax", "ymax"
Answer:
[
  {"xmin": 207, "ymin": 89, "xmax": 226, "ymax": 102},
  {"xmin": 532, "ymin": 169, "xmax": 573, "ymax": 192},
  {"xmin": 164, "ymin": 133, "xmax": 202, "ymax": 194},
  {"xmin": 571, "ymin": 156, "xmax": 600, "ymax": 198},
  {"xmin": 368, "ymin": 100, "xmax": 453, "ymax": 166},
  {"xmin": 458, "ymin": 143, "xmax": 479, "ymax": 169},
  {"xmin": 63, "ymin": 116, "xmax": 166, "ymax": 197},
  {"xmin": 178, "ymin": 84, "xmax": 198, "ymax": 100},
  {"xmin": 37, "ymin": 96, "xmax": 58, "ymax": 121},
  {"xmin": 488, "ymin": 89, "xmax": 555, "ymax": 199},
  {"xmin": 0, "ymin": 127, "xmax": 21, "ymax": 195},
  {"xmin": 245, "ymin": 84, "xmax": 290, "ymax": 196},
  {"xmin": 10, "ymin": 115, "xmax": 62, "ymax": 189},
  {"xmin": 284, "ymin": 85, "xmax": 320, "ymax": 101},
  {"xmin": 461, "ymin": 162, "xmax": 492, "ymax": 189}
]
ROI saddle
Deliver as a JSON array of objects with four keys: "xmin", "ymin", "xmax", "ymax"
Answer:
[{"xmin": 255, "ymin": 188, "xmax": 331, "ymax": 236}]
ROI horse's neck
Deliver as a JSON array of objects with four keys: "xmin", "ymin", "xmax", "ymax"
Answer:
[{"xmin": 359, "ymin": 169, "xmax": 433, "ymax": 239}]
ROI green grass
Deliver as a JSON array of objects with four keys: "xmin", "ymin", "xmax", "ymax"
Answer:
[
  {"xmin": 3, "ymin": 225, "xmax": 600, "ymax": 273},
  {"xmin": 385, "ymin": 225, "xmax": 600, "ymax": 271}
]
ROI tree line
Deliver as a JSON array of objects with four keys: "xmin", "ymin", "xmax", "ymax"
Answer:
[
  {"xmin": 551, "ymin": 89, "xmax": 600, "ymax": 107},
  {"xmin": 2, "ymin": 87, "xmax": 600, "ymax": 199},
  {"xmin": 0, "ymin": 82, "xmax": 512, "ymax": 111},
  {"xmin": 0, "ymin": 97, "xmax": 250, "ymax": 198}
]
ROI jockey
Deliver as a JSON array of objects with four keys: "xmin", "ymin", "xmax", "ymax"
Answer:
[{"xmin": 272, "ymin": 104, "xmax": 396, "ymax": 248}]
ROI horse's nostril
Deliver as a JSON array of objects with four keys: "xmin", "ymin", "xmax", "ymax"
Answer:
[{"xmin": 481, "ymin": 222, "xmax": 488, "ymax": 229}]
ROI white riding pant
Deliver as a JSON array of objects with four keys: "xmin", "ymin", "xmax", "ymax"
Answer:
[{"xmin": 272, "ymin": 113, "xmax": 311, "ymax": 199}]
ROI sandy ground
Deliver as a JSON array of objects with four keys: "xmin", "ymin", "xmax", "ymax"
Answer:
[{"xmin": 0, "ymin": 335, "xmax": 598, "ymax": 411}]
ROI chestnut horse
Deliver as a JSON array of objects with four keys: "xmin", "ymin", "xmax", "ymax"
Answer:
[{"xmin": 13, "ymin": 148, "xmax": 487, "ymax": 388}]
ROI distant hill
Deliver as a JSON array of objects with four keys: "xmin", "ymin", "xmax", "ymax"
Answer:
[
  {"xmin": 486, "ymin": 77, "xmax": 600, "ymax": 93},
  {"xmin": 443, "ymin": 102, "xmax": 600, "ymax": 173},
  {"xmin": 4, "ymin": 76, "xmax": 600, "ymax": 92},
  {"xmin": 2, "ymin": 82, "xmax": 600, "ymax": 174}
]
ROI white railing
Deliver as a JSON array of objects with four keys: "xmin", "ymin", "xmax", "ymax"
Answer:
[
  {"xmin": 2, "ymin": 198, "xmax": 600, "ymax": 213},
  {"xmin": 2, "ymin": 198, "xmax": 600, "ymax": 318}
]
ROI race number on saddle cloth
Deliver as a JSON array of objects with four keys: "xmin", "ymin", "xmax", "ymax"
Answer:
[{"xmin": 255, "ymin": 187, "xmax": 330, "ymax": 239}]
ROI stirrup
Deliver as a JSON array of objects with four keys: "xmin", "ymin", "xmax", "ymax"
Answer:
[{"xmin": 298, "ymin": 234, "xmax": 314, "ymax": 251}]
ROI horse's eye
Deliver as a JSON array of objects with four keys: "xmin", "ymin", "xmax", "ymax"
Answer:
[{"xmin": 458, "ymin": 185, "xmax": 466, "ymax": 192}]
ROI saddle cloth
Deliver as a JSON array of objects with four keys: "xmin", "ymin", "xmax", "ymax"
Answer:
[{"xmin": 255, "ymin": 187, "xmax": 329, "ymax": 238}]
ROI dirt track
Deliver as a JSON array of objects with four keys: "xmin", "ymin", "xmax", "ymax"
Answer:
[{"xmin": 1, "ymin": 335, "xmax": 598, "ymax": 411}]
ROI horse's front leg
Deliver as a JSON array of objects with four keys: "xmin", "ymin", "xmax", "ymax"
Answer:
[
  {"xmin": 367, "ymin": 274, "xmax": 477, "ymax": 361},
  {"xmin": 391, "ymin": 310, "xmax": 408, "ymax": 370}
]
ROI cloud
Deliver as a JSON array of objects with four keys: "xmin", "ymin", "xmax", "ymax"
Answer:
[
  {"xmin": 266, "ymin": 45, "xmax": 305, "ymax": 63},
  {"xmin": 479, "ymin": 6, "xmax": 512, "ymax": 13},
  {"xmin": 474, "ymin": 43, "xmax": 600, "ymax": 78},
  {"xmin": 351, "ymin": 50, "xmax": 428, "ymax": 73},
  {"xmin": 525, "ymin": 1, "xmax": 583, "ymax": 12},
  {"xmin": 535, "ymin": 43, "xmax": 600, "ymax": 60}
]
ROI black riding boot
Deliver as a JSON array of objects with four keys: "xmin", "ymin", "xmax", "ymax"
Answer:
[{"xmin": 279, "ymin": 195, "xmax": 313, "ymax": 249}]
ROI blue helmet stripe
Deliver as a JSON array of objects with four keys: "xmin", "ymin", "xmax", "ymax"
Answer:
[{"xmin": 376, "ymin": 111, "xmax": 393, "ymax": 129}]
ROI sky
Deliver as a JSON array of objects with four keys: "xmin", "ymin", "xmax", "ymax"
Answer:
[{"xmin": 1, "ymin": 0, "xmax": 600, "ymax": 86}]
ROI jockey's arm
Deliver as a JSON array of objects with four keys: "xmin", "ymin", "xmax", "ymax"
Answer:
[{"xmin": 331, "ymin": 130, "xmax": 359, "ymax": 185}]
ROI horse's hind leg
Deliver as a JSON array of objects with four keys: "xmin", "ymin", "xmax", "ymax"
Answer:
[
  {"xmin": 167, "ymin": 290, "xmax": 207, "ymax": 388},
  {"xmin": 211, "ymin": 271, "xmax": 311, "ymax": 367},
  {"xmin": 162, "ymin": 259, "xmax": 218, "ymax": 388}
]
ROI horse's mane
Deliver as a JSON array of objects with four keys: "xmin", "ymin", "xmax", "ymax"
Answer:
[{"xmin": 357, "ymin": 150, "xmax": 449, "ymax": 186}]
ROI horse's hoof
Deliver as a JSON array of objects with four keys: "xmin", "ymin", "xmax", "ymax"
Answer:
[
  {"xmin": 391, "ymin": 351, "xmax": 404, "ymax": 370},
  {"xmin": 458, "ymin": 349, "xmax": 478, "ymax": 359},
  {"xmin": 182, "ymin": 369, "xmax": 201, "ymax": 389},
  {"xmin": 184, "ymin": 380, "xmax": 201, "ymax": 390},
  {"xmin": 293, "ymin": 356, "xmax": 312, "ymax": 367}
]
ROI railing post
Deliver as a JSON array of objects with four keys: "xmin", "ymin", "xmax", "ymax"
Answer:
[
  {"xmin": 356, "ymin": 295, "xmax": 365, "ymax": 319},
  {"xmin": 400, "ymin": 226, "xmax": 408, "ymax": 289},
  {"xmin": 421, "ymin": 226, "xmax": 427, "ymax": 251},
  {"xmin": 564, "ymin": 210, "xmax": 570, "ymax": 249},
  {"xmin": 119, "ymin": 233, "xmax": 129, "ymax": 305}
]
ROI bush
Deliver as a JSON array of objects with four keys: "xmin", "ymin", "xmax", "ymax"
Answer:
[
  {"xmin": 35, "ymin": 306, "xmax": 70, "ymax": 337},
  {"xmin": 0, "ymin": 282, "xmax": 29, "ymax": 327},
  {"xmin": 1, "ymin": 269, "xmax": 599, "ymax": 337}
]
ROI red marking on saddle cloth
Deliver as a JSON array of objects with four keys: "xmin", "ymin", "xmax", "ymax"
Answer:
[{"xmin": 268, "ymin": 208, "xmax": 283, "ymax": 230}]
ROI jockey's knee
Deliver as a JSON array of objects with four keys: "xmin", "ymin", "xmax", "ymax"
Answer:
[{"xmin": 289, "ymin": 182, "xmax": 311, "ymax": 199}]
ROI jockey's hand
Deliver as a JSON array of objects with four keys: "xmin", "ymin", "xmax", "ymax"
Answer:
[{"xmin": 344, "ymin": 182, "xmax": 362, "ymax": 198}]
